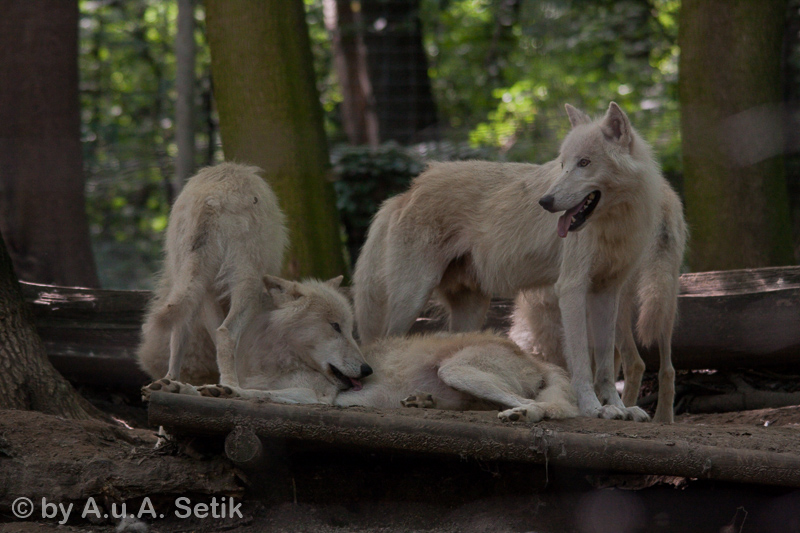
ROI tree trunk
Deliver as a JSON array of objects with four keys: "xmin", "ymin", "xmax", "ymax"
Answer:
[
  {"xmin": 360, "ymin": 0, "xmax": 438, "ymax": 143},
  {"xmin": 679, "ymin": 0, "xmax": 795, "ymax": 270},
  {"xmin": 205, "ymin": 0, "xmax": 347, "ymax": 280},
  {"xmin": 174, "ymin": 0, "xmax": 197, "ymax": 197},
  {"xmin": 323, "ymin": 0, "xmax": 380, "ymax": 146},
  {"xmin": 0, "ymin": 230, "xmax": 98, "ymax": 419},
  {"xmin": 0, "ymin": 0, "xmax": 100, "ymax": 288}
]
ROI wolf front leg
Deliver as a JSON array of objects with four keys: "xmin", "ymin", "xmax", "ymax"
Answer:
[
  {"xmin": 588, "ymin": 289, "xmax": 649, "ymax": 422},
  {"xmin": 558, "ymin": 287, "xmax": 625, "ymax": 420}
]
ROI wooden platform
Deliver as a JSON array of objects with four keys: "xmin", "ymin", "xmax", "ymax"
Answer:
[{"xmin": 149, "ymin": 391, "xmax": 800, "ymax": 488}]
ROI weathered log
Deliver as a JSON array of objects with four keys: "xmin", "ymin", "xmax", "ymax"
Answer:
[
  {"xmin": 149, "ymin": 392, "xmax": 800, "ymax": 488},
  {"xmin": 413, "ymin": 266, "xmax": 800, "ymax": 371},
  {"xmin": 225, "ymin": 426, "xmax": 267, "ymax": 469},
  {"xmin": 21, "ymin": 281, "xmax": 150, "ymax": 389},
  {"xmin": 19, "ymin": 266, "xmax": 800, "ymax": 390}
]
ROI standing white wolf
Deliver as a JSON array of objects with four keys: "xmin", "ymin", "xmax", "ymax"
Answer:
[
  {"xmin": 147, "ymin": 275, "xmax": 577, "ymax": 424},
  {"xmin": 509, "ymin": 182, "xmax": 687, "ymax": 423},
  {"xmin": 354, "ymin": 102, "xmax": 673, "ymax": 421},
  {"xmin": 138, "ymin": 162, "xmax": 294, "ymax": 389}
]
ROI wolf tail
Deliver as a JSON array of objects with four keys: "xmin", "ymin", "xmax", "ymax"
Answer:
[{"xmin": 635, "ymin": 194, "xmax": 688, "ymax": 348}]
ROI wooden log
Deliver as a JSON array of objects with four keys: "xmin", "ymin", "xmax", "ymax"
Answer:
[
  {"xmin": 20, "ymin": 281, "xmax": 150, "ymax": 389},
  {"xmin": 225, "ymin": 426, "xmax": 266, "ymax": 469},
  {"xmin": 19, "ymin": 266, "xmax": 800, "ymax": 390},
  {"xmin": 148, "ymin": 392, "xmax": 800, "ymax": 488},
  {"xmin": 413, "ymin": 266, "xmax": 800, "ymax": 371}
]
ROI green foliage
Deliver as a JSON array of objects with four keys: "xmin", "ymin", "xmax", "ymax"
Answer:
[
  {"xmin": 79, "ymin": 0, "xmax": 218, "ymax": 289},
  {"xmin": 419, "ymin": 0, "xmax": 682, "ymax": 178},
  {"xmin": 78, "ymin": 0, "xmax": 689, "ymax": 287}
]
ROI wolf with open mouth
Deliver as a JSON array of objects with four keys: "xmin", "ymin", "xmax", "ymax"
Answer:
[{"xmin": 354, "ymin": 102, "xmax": 681, "ymax": 422}]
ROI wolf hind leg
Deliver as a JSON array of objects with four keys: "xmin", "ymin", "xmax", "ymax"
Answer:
[
  {"xmin": 215, "ymin": 278, "xmax": 262, "ymax": 387},
  {"xmin": 442, "ymin": 288, "xmax": 491, "ymax": 333},
  {"xmin": 384, "ymin": 251, "xmax": 443, "ymax": 337},
  {"xmin": 616, "ymin": 296, "xmax": 645, "ymax": 407},
  {"xmin": 652, "ymin": 332, "xmax": 676, "ymax": 423},
  {"xmin": 437, "ymin": 346, "xmax": 577, "ymax": 422}
]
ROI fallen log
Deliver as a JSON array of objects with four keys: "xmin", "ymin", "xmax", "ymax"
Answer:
[
  {"xmin": 412, "ymin": 266, "xmax": 800, "ymax": 371},
  {"xmin": 19, "ymin": 266, "xmax": 800, "ymax": 390},
  {"xmin": 148, "ymin": 392, "xmax": 800, "ymax": 488},
  {"xmin": 20, "ymin": 281, "xmax": 150, "ymax": 389}
]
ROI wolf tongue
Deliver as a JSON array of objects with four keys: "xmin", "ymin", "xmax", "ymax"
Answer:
[
  {"xmin": 350, "ymin": 378, "xmax": 363, "ymax": 392},
  {"xmin": 557, "ymin": 203, "xmax": 584, "ymax": 238}
]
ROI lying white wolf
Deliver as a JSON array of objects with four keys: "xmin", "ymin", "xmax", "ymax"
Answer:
[
  {"xmin": 509, "ymin": 182, "xmax": 688, "ymax": 423},
  {"xmin": 145, "ymin": 276, "xmax": 577, "ymax": 424},
  {"xmin": 138, "ymin": 162, "xmax": 293, "ymax": 389},
  {"xmin": 354, "ymin": 102, "xmax": 674, "ymax": 421}
]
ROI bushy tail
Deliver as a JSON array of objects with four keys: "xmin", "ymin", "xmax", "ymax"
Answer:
[
  {"xmin": 635, "ymin": 192, "xmax": 688, "ymax": 347},
  {"xmin": 353, "ymin": 195, "xmax": 404, "ymax": 345},
  {"xmin": 508, "ymin": 288, "xmax": 567, "ymax": 369}
]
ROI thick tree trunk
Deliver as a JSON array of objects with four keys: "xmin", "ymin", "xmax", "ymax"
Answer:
[
  {"xmin": 679, "ymin": 0, "xmax": 794, "ymax": 270},
  {"xmin": 0, "ymin": 0, "xmax": 99, "ymax": 287},
  {"xmin": 173, "ymin": 0, "xmax": 197, "ymax": 197},
  {"xmin": 205, "ymin": 0, "xmax": 347, "ymax": 280},
  {"xmin": 0, "ymin": 231, "xmax": 97, "ymax": 419},
  {"xmin": 323, "ymin": 0, "xmax": 380, "ymax": 146}
]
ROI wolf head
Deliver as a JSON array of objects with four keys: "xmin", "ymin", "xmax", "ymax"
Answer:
[
  {"xmin": 539, "ymin": 102, "xmax": 653, "ymax": 238},
  {"xmin": 264, "ymin": 275, "xmax": 372, "ymax": 391}
]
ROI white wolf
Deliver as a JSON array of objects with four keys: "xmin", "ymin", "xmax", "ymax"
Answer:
[
  {"xmin": 146, "ymin": 276, "xmax": 578, "ymax": 424},
  {"xmin": 354, "ymin": 102, "xmax": 673, "ymax": 421},
  {"xmin": 138, "ymin": 162, "xmax": 294, "ymax": 389},
  {"xmin": 509, "ymin": 183, "xmax": 688, "ymax": 423}
]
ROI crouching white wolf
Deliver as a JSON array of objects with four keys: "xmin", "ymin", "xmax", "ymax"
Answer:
[
  {"xmin": 509, "ymin": 182, "xmax": 688, "ymax": 423},
  {"xmin": 146, "ymin": 276, "xmax": 577, "ymax": 424},
  {"xmin": 138, "ymin": 162, "xmax": 295, "ymax": 390},
  {"xmin": 354, "ymin": 102, "xmax": 672, "ymax": 422}
]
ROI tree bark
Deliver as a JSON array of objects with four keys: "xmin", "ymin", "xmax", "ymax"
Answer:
[
  {"xmin": 0, "ymin": 231, "xmax": 98, "ymax": 419},
  {"xmin": 679, "ymin": 0, "xmax": 794, "ymax": 270},
  {"xmin": 174, "ymin": 0, "xmax": 197, "ymax": 197},
  {"xmin": 205, "ymin": 0, "xmax": 347, "ymax": 280},
  {"xmin": 323, "ymin": 0, "xmax": 380, "ymax": 146},
  {"xmin": 0, "ymin": 0, "xmax": 99, "ymax": 287}
]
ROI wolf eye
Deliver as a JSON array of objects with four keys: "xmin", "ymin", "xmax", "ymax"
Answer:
[
  {"xmin": 330, "ymin": 322, "xmax": 342, "ymax": 334},
  {"xmin": 578, "ymin": 158, "xmax": 590, "ymax": 168}
]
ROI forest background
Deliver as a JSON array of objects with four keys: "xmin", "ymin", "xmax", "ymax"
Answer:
[{"xmin": 72, "ymin": 0, "xmax": 799, "ymax": 289}]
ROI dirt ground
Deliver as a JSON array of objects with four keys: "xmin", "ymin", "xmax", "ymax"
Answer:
[{"xmin": 3, "ymin": 379, "xmax": 800, "ymax": 533}]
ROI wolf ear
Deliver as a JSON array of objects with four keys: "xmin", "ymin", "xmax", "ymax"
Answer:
[
  {"xmin": 565, "ymin": 104, "xmax": 591, "ymax": 128},
  {"xmin": 324, "ymin": 275, "xmax": 344, "ymax": 289},
  {"xmin": 600, "ymin": 102, "xmax": 632, "ymax": 149},
  {"xmin": 263, "ymin": 275, "xmax": 302, "ymax": 306}
]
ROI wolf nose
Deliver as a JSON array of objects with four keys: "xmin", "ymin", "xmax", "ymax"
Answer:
[
  {"xmin": 539, "ymin": 195, "xmax": 555, "ymax": 212},
  {"xmin": 360, "ymin": 364, "xmax": 373, "ymax": 378}
]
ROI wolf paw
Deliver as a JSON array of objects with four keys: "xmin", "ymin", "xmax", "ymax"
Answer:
[
  {"xmin": 592, "ymin": 404, "xmax": 627, "ymax": 420},
  {"xmin": 623, "ymin": 406, "xmax": 651, "ymax": 422},
  {"xmin": 401, "ymin": 392, "xmax": 435, "ymax": 408},
  {"xmin": 498, "ymin": 406, "xmax": 528, "ymax": 423},
  {"xmin": 197, "ymin": 384, "xmax": 238, "ymax": 399},
  {"xmin": 142, "ymin": 378, "xmax": 195, "ymax": 402}
]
